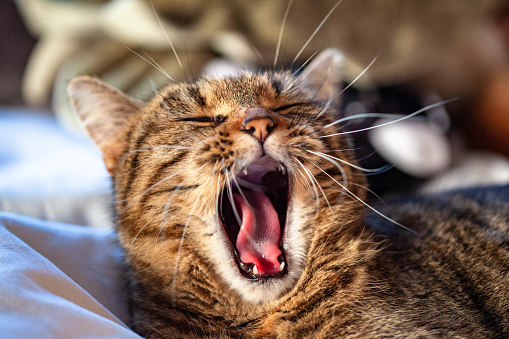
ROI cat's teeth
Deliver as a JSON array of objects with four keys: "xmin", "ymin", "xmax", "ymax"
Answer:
[
  {"xmin": 242, "ymin": 167, "xmax": 248, "ymax": 175},
  {"xmin": 278, "ymin": 162, "xmax": 287, "ymax": 175},
  {"xmin": 252, "ymin": 265, "xmax": 259, "ymax": 275},
  {"xmin": 279, "ymin": 261, "xmax": 285, "ymax": 272}
]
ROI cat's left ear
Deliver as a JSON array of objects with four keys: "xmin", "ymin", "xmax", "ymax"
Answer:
[
  {"xmin": 67, "ymin": 76, "xmax": 142, "ymax": 175},
  {"xmin": 297, "ymin": 48, "xmax": 344, "ymax": 102}
]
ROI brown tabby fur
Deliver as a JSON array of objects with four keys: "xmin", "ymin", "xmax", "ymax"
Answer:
[{"xmin": 68, "ymin": 50, "xmax": 509, "ymax": 338}]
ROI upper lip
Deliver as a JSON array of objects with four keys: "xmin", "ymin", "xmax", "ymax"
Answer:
[{"xmin": 219, "ymin": 156, "xmax": 289, "ymax": 279}]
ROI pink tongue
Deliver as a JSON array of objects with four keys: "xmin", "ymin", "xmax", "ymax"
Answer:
[{"xmin": 233, "ymin": 190, "xmax": 281, "ymax": 275}]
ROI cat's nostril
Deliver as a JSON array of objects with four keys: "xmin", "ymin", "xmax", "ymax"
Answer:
[
  {"xmin": 242, "ymin": 108, "xmax": 276, "ymax": 143},
  {"xmin": 244, "ymin": 118, "xmax": 274, "ymax": 143}
]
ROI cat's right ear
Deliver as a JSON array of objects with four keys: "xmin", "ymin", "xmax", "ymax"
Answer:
[
  {"xmin": 67, "ymin": 76, "xmax": 142, "ymax": 175},
  {"xmin": 297, "ymin": 48, "xmax": 344, "ymax": 103}
]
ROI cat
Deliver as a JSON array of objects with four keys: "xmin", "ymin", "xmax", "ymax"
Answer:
[{"xmin": 67, "ymin": 49, "xmax": 509, "ymax": 338}]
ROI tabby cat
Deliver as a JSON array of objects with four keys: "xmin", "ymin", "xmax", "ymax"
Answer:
[{"xmin": 68, "ymin": 49, "xmax": 509, "ymax": 338}]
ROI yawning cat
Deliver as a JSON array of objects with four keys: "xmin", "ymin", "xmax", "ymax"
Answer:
[{"xmin": 68, "ymin": 49, "xmax": 509, "ymax": 338}]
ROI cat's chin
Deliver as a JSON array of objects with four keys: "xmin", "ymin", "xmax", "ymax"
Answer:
[{"xmin": 212, "ymin": 156, "xmax": 308, "ymax": 303}]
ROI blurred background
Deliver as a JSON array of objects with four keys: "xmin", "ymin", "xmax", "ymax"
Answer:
[{"xmin": 1, "ymin": 0, "xmax": 509, "ymax": 228}]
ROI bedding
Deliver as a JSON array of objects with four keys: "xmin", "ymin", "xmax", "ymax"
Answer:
[
  {"xmin": 0, "ymin": 212, "xmax": 140, "ymax": 338},
  {"xmin": 0, "ymin": 110, "xmax": 113, "ymax": 228}
]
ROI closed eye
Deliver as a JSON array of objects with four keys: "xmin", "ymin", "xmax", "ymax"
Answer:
[
  {"xmin": 178, "ymin": 115, "xmax": 226, "ymax": 124},
  {"xmin": 272, "ymin": 103, "xmax": 307, "ymax": 113}
]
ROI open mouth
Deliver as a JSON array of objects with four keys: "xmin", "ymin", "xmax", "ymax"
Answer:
[{"xmin": 219, "ymin": 156, "xmax": 289, "ymax": 280}]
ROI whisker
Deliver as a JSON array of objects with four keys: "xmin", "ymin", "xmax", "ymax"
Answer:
[
  {"xmin": 182, "ymin": 31, "xmax": 195, "ymax": 80},
  {"xmin": 307, "ymin": 150, "xmax": 389, "ymax": 174},
  {"xmin": 238, "ymin": 34, "xmax": 266, "ymax": 67},
  {"xmin": 316, "ymin": 165, "xmax": 416, "ymax": 234},
  {"xmin": 304, "ymin": 44, "xmax": 386, "ymax": 127},
  {"xmin": 320, "ymin": 98, "xmax": 458, "ymax": 138},
  {"xmin": 301, "ymin": 88, "xmax": 334, "ymax": 128},
  {"xmin": 124, "ymin": 45, "xmax": 171, "ymax": 79},
  {"xmin": 294, "ymin": 158, "xmax": 323, "ymax": 213},
  {"xmin": 274, "ymin": 0, "xmax": 294, "ymax": 68},
  {"xmin": 328, "ymin": 147, "xmax": 362, "ymax": 153},
  {"xmin": 141, "ymin": 49, "xmax": 175, "ymax": 81},
  {"xmin": 218, "ymin": 174, "xmax": 225, "ymax": 219},
  {"xmin": 349, "ymin": 182, "xmax": 387, "ymax": 207},
  {"xmin": 322, "ymin": 113, "xmax": 419, "ymax": 130},
  {"xmin": 291, "ymin": 0, "xmax": 344, "ymax": 65},
  {"xmin": 337, "ymin": 47, "xmax": 382, "ymax": 97},
  {"xmin": 306, "ymin": 150, "xmax": 349, "ymax": 203},
  {"xmin": 361, "ymin": 164, "xmax": 394, "ymax": 177},
  {"xmin": 295, "ymin": 167, "xmax": 312, "ymax": 189},
  {"xmin": 229, "ymin": 170, "xmax": 249, "ymax": 204},
  {"xmin": 225, "ymin": 170, "xmax": 242, "ymax": 228},
  {"xmin": 309, "ymin": 163, "xmax": 334, "ymax": 215},
  {"xmin": 292, "ymin": 50, "xmax": 319, "ymax": 76},
  {"xmin": 356, "ymin": 150, "xmax": 378, "ymax": 162},
  {"xmin": 214, "ymin": 169, "xmax": 226, "ymax": 231},
  {"xmin": 123, "ymin": 45, "xmax": 182, "ymax": 89},
  {"xmin": 149, "ymin": 0, "xmax": 185, "ymax": 72}
]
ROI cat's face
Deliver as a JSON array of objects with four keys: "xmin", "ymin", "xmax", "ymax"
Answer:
[{"xmin": 68, "ymin": 49, "xmax": 363, "ymax": 306}]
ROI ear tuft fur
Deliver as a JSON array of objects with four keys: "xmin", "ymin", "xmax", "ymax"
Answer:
[
  {"xmin": 298, "ymin": 48, "xmax": 344, "ymax": 102},
  {"xmin": 67, "ymin": 76, "xmax": 142, "ymax": 174}
]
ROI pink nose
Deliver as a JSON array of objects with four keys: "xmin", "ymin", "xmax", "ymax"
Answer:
[{"xmin": 243, "ymin": 108, "xmax": 275, "ymax": 143}]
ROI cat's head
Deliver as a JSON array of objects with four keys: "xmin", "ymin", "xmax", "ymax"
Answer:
[{"xmin": 68, "ymin": 49, "xmax": 365, "ymax": 306}]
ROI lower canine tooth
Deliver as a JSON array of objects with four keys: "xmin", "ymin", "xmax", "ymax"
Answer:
[
  {"xmin": 252, "ymin": 265, "xmax": 259, "ymax": 275},
  {"xmin": 279, "ymin": 261, "xmax": 285, "ymax": 272}
]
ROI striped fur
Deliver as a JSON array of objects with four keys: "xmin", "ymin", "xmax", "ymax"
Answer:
[{"xmin": 68, "ymin": 50, "xmax": 509, "ymax": 338}]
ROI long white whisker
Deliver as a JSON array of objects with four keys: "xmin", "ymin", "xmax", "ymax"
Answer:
[
  {"xmin": 215, "ymin": 172, "xmax": 222, "ymax": 222},
  {"xmin": 308, "ymin": 150, "xmax": 390, "ymax": 173},
  {"xmin": 323, "ymin": 113, "xmax": 420, "ymax": 130},
  {"xmin": 294, "ymin": 158, "xmax": 324, "ymax": 213},
  {"xmin": 306, "ymin": 151, "xmax": 349, "ymax": 202},
  {"xmin": 295, "ymin": 167, "xmax": 312, "ymax": 189},
  {"xmin": 124, "ymin": 45, "xmax": 178, "ymax": 85},
  {"xmin": 305, "ymin": 45, "xmax": 386, "ymax": 125},
  {"xmin": 149, "ymin": 0, "xmax": 184, "ymax": 71},
  {"xmin": 316, "ymin": 166, "xmax": 416, "ymax": 234},
  {"xmin": 141, "ymin": 49, "xmax": 175, "ymax": 80},
  {"xmin": 274, "ymin": 0, "xmax": 294, "ymax": 68},
  {"xmin": 349, "ymin": 182, "xmax": 387, "ymax": 207},
  {"xmin": 338, "ymin": 48, "xmax": 382, "ymax": 97},
  {"xmin": 320, "ymin": 98, "xmax": 458, "ymax": 138},
  {"xmin": 225, "ymin": 171, "xmax": 242, "ymax": 228},
  {"xmin": 309, "ymin": 164, "xmax": 334, "ymax": 215},
  {"xmin": 328, "ymin": 148, "xmax": 362, "ymax": 152},
  {"xmin": 237, "ymin": 34, "xmax": 265, "ymax": 66},
  {"xmin": 291, "ymin": 0, "xmax": 344, "ymax": 65},
  {"xmin": 292, "ymin": 50, "xmax": 319, "ymax": 76},
  {"xmin": 229, "ymin": 171, "xmax": 249, "ymax": 204}
]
